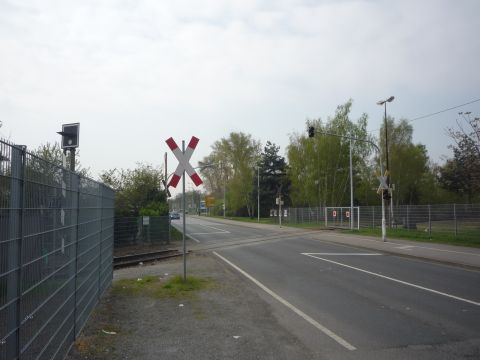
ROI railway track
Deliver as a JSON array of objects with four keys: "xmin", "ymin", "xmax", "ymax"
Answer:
[{"xmin": 113, "ymin": 249, "xmax": 184, "ymax": 268}]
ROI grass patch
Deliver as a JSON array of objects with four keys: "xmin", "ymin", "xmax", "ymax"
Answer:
[
  {"xmin": 170, "ymin": 226, "xmax": 184, "ymax": 241},
  {"xmin": 112, "ymin": 274, "xmax": 216, "ymax": 299},
  {"xmin": 342, "ymin": 227, "xmax": 480, "ymax": 248}
]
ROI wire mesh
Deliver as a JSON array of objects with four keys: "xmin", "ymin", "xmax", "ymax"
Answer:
[
  {"xmin": 286, "ymin": 204, "xmax": 480, "ymax": 239},
  {"xmin": 114, "ymin": 216, "xmax": 171, "ymax": 248},
  {"xmin": 0, "ymin": 139, "xmax": 114, "ymax": 360}
]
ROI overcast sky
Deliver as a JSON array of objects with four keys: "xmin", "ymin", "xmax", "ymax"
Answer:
[{"xmin": 1, "ymin": 0, "xmax": 479, "ymax": 193}]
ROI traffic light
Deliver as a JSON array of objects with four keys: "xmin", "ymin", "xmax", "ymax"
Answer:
[
  {"xmin": 308, "ymin": 126, "xmax": 315, "ymax": 138},
  {"xmin": 382, "ymin": 189, "xmax": 391, "ymax": 201}
]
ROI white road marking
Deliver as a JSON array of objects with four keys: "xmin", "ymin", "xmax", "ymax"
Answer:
[
  {"xmin": 213, "ymin": 251, "xmax": 356, "ymax": 351},
  {"xmin": 315, "ymin": 232, "xmax": 480, "ymax": 257},
  {"xmin": 188, "ymin": 224, "xmax": 231, "ymax": 235},
  {"xmin": 306, "ymin": 253, "xmax": 382, "ymax": 256},
  {"xmin": 395, "ymin": 245, "xmax": 414, "ymax": 250},
  {"xmin": 302, "ymin": 253, "xmax": 480, "ymax": 307},
  {"xmin": 187, "ymin": 234, "xmax": 201, "ymax": 243}
]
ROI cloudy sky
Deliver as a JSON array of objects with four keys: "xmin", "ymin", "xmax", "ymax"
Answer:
[{"xmin": 1, "ymin": 0, "xmax": 479, "ymax": 192}]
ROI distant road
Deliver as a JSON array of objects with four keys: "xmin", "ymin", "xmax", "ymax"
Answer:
[{"xmin": 172, "ymin": 215, "xmax": 480, "ymax": 359}]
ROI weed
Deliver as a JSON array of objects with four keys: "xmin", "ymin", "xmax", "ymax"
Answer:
[{"xmin": 112, "ymin": 275, "xmax": 216, "ymax": 299}]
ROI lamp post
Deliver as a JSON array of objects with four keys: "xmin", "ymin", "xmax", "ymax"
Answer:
[{"xmin": 377, "ymin": 96, "xmax": 395, "ymax": 226}]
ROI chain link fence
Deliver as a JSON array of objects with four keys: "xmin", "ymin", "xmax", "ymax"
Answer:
[
  {"xmin": 285, "ymin": 204, "xmax": 480, "ymax": 238},
  {"xmin": 0, "ymin": 139, "xmax": 114, "ymax": 360}
]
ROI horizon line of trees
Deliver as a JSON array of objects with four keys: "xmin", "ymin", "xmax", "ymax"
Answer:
[
  {"xmin": 197, "ymin": 100, "xmax": 480, "ymax": 217},
  {"xmin": 23, "ymin": 99, "xmax": 479, "ymax": 218}
]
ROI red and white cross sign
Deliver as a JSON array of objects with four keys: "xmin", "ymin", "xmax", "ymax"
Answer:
[{"xmin": 166, "ymin": 136, "xmax": 203, "ymax": 188}]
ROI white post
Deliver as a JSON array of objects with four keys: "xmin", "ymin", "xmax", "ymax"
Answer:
[
  {"xmin": 349, "ymin": 138, "xmax": 353, "ymax": 230},
  {"xmin": 182, "ymin": 140, "xmax": 187, "ymax": 281}
]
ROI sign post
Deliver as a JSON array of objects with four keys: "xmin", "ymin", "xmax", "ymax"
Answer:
[{"xmin": 166, "ymin": 136, "xmax": 203, "ymax": 281}]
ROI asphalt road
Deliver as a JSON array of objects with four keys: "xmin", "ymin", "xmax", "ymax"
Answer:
[{"xmin": 172, "ymin": 215, "xmax": 480, "ymax": 359}]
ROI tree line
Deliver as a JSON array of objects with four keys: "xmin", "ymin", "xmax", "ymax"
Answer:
[
  {"xmin": 197, "ymin": 100, "xmax": 480, "ymax": 217},
  {"xmin": 23, "ymin": 100, "xmax": 479, "ymax": 217}
]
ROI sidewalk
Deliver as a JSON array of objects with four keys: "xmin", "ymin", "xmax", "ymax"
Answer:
[{"xmin": 67, "ymin": 253, "xmax": 318, "ymax": 360}]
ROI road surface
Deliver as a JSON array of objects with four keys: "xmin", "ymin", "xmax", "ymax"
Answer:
[{"xmin": 172, "ymin": 215, "xmax": 480, "ymax": 359}]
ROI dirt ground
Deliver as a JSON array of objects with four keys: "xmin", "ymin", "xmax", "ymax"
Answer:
[{"xmin": 67, "ymin": 253, "xmax": 317, "ymax": 360}]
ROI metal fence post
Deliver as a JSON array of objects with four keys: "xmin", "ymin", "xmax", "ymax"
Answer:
[
  {"xmin": 372, "ymin": 206, "xmax": 375, "ymax": 229},
  {"xmin": 406, "ymin": 205, "xmax": 410, "ymax": 230},
  {"xmin": 428, "ymin": 204, "xmax": 431, "ymax": 236},
  {"xmin": 357, "ymin": 207, "xmax": 360, "ymax": 230},
  {"xmin": 73, "ymin": 175, "xmax": 81, "ymax": 338},
  {"xmin": 98, "ymin": 184, "xmax": 104, "ymax": 300},
  {"xmin": 454, "ymin": 203, "xmax": 457, "ymax": 237},
  {"xmin": 8, "ymin": 145, "xmax": 26, "ymax": 360}
]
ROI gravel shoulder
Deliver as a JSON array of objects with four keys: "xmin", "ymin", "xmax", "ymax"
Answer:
[{"xmin": 67, "ymin": 253, "xmax": 317, "ymax": 360}]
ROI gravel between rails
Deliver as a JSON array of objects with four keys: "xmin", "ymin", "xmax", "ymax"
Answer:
[{"xmin": 67, "ymin": 253, "xmax": 317, "ymax": 360}]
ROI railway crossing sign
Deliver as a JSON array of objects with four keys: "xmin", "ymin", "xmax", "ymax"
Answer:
[{"xmin": 166, "ymin": 136, "xmax": 203, "ymax": 188}]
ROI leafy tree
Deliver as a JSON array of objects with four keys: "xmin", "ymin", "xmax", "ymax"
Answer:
[
  {"xmin": 254, "ymin": 142, "xmax": 290, "ymax": 217},
  {"xmin": 378, "ymin": 118, "xmax": 431, "ymax": 205},
  {"xmin": 287, "ymin": 100, "xmax": 373, "ymax": 207},
  {"xmin": 439, "ymin": 115, "xmax": 480, "ymax": 202},
  {"xmin": 199, "ymin": 132, "xmax": 261, "ymax": 216},
  {"xmin": 100, "ymin": 164, "xmax": 168, "ymax": 216},
  {"xmin": 31, "ymin": 142, "xmax": 90, "ymax": 177}
]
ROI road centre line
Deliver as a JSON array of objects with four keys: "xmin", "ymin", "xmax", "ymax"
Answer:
[
  {"xmin": 302, "ymin": 253, "xmax": 480, "ymax": 307},
  {"xmin": 213, "ymin": 251, "xmax": 357, "ymax": 351}
]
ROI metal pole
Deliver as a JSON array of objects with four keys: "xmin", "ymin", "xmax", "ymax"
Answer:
[
  {"xmin": 349, "ymin": 138, "xmax": 353, "ymax": 230},
  {"xmin": 70, "ymin": 148, "xmax": 76, "ymax": 172},
  {"xmin": 384, "ymin": 102, "xmax": 391, "ymax": 228},
  {"xmin": 182, "ymin": 141, "xmax": 186, "ymax": 281},
  {"xmin": 428, "ymin": 204, "xmax": 432, "ymax": 236},
  {"xmin": 454, "ymin": 203, "xmax": 457, "ymax": 237},
  {"xmin": 257, "ymin": 166, "xmax": 260, "ymax": 222},
  {"xmin": 223, "ymin": 163, "xmax": 226, "ymax": 218},
  {"xmin": 279, "ymin": 194, "xmax": 282, "ymax": 227}
]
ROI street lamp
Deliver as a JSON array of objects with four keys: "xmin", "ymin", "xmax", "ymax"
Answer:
[{"xmin": 377, "ymin": 96, "xmax": 394, "ymax": 226}]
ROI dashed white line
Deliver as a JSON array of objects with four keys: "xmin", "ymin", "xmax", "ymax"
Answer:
[
  {"xmin": 213, "ymin": 251, "xmax": 356, "ymax": 351},
  {"xmin": 302, "ymin": 253, "xmax": 480, "ymax": 307}
]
